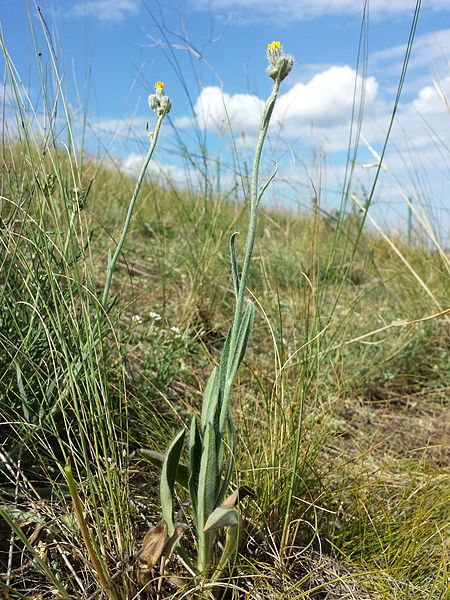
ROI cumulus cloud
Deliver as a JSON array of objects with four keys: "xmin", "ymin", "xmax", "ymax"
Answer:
[
  {"xmin": 188, "ymin": 86, "xmax": 265, "ymax": 135},
  {"xmin": 411, "ymin": 77, "xmax": 450, "ymax": 114},
  {"xmin": 273, "ymin": 66, "xmax": 378, "ymax": 129},
  {"xmin": 122, "ymin": 153, "xmax": 189, "ymax": 188},
  {"xmin": 178, "ymin": 66, "xmax": 379, "ymax": 148},
  {"xmin": 71, "ymin": 0, "xmax": 139, "ymax": 22}
]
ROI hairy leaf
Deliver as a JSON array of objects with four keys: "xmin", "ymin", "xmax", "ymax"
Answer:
[
  {"xmin": 204, "ymin": 506, "xmax": 238, "ymax": 532},
  {"xmin": 197, "ymin": 423, "xmax": 219, "ymax": 528},
  {"xmin": 136, "ymin": 449, "xmax": 189, "ymax": 489},
  {"xmin": 229, "ymin": 232, "xmax": 240, "ymax": 299},
  {"xmin": 161, "ymin": 429, "xmax": 186, "ymax": 536},
  {"xmin": 189, "ymin": 416, "xmax": 202, "ymax": 521},
  {"xmin": 200, "ymin": 367, "xmax": 220, "ymax": 431},
  {"xmin": 215, "ymin": 415, "xmax": 235, "ymax": 507}
]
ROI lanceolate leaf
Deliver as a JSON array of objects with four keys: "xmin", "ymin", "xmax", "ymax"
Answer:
[
  {"xmin": 229, "ymin": 300, "xmax": 255, "ymax": 382},
  {"xmin": 160, "ymin": 429, "xmax": 186, "ymax": 536},
  {"xmin": 203, "ymin": 506, "xmax": 238, "ymax": 532},
  {"xmin": 139, "ymin": 519, "xmax": 168, "ymax": 570},
  {"xmin": 219, "ymin": 300, "xmax": 255, "ymax": 432},
  {"xmin": 197, "ymin": 424, "xmax": 219, "ymax": 530},
  {"xmin": 136, "ymin": 449, "xmax": 189, "ymax": 489},
  {"xmin": 189, "ymin": 416, "xmax": 202, "ymax": 522},
  {"xmin": 200, "ymin": 367, "xmax": 220, "ymax": 431},
  {"xmin": 215, "ymin": 415, "xmax": 235, "ymax": 507},
  {"xmin": 257, "ymin": 160, "xmax": 278, "ymax": 206},
  {"xmin": 221, "ymin": 485, "xmax": 255, "ymax": 509},
  {"xmin": 229, "ymin": 232, "xmax": 240, "ymax": 299},
  {"xmin": 196, "ymin": 422, "xmax": 220, "ymax": 572}
]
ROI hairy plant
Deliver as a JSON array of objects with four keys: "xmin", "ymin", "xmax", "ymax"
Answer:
[{"xmin": 144, "ymin": 42, "xmax": 294, "ymax": 587}]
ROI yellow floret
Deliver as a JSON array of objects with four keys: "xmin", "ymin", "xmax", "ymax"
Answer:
[{"xmin": 267, "ymin": 41, "xmax": 281, "ymax": 52}]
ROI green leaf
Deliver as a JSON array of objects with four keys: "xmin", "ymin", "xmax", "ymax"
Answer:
[
  {"xmin": 211, "ymin": 520, "xmax": 240, "ymax": 582},
  {"xmin": 200, "ymin": 367, "xmax": 220, "ymax": 431},
  {"xmin": 219, "ymin": 300, "xmax": 255, "ymax": 431},
  {"xmin": 160, "ymin": 429, "xmax": 186, "ymax": 536},
  {"xmin": 215, "ymin": 415, "xmax": 235, "ymax": 507},
  {"xmin": 197, "ymin": 424, "xmax": 219, "ymax": 528},
  {"xmin": 257, "ymin": 160, "xmax": 278, "ymax": 206},
  {"xmin": 229, "ymin": 232, "xmax": 240, "ymax": 299},
  {"xmin": 229, "ymin": 300, "xmax": 255, "ymax": 381},
  {"xmin": 188, "ymin": 416, "xmax": 202, "ymax": 521},
  {"xmin": 196, "ymin": 422, "xmax": 220, "ymax": 572},
  {"xmin": 203, "ymin": 506, "xmax": 238, "ymax": 532},
  {"xmin": 136, "ymin": 449, "xmax": 189, "ymax": 489}
]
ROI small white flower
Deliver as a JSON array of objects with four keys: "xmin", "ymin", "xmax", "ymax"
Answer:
[
  {"xmin": 170, "ymin": 326, "xmax": 181, "ymax": 336},
  {"xmin": 149, "ymin": 311, "xmax": 161, "ymax": 321},
  {"xmin": 132, "ymin": 314, "xmax": 143, "ymax": 323}
]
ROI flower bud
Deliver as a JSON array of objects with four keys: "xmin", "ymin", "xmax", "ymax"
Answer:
[
  {"xmin": 148, "ymin": 81, "xmax": 172, "ymax": 117},
  {"xmin": 266, "ymin": 41, "xmax": 294, "ymax": 82}
]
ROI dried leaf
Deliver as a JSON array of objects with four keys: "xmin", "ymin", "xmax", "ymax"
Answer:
[
  {"xmin": 139, "ymin": 519, "xmax": 168, "ymax": 571},
  {"xmin": 162, "ymin": 523, "xmax": 184, "ymax": 560}
]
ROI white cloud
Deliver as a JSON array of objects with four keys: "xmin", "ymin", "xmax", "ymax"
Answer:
[
  {"xmin": 179, "ymin": 66, "xmax": 379, "ymax": 149},
  {"xmin": 122, "ymin": 153, "xmax": 189, "ymax": 188},
  {"xmin": 190, "ymin": 0, "xmax": 450, "ymax": 21},
  {"xmin": 412, "ymin": 77, "xmax": 450, "ymax": 114},
  {"xmin": 190, "ymin": 86, "xmax": 265, "ymax": 135},
  {"xmin": 273, "ymin": 66, "xmax": 378, "ymax": 129},
  {"xmin": 72, "ymin": 0, "xmax": 139, "ymax": 22},
  {"xmin": 90, "ymin": 115, "xmax": 147, "ymax": 137}
]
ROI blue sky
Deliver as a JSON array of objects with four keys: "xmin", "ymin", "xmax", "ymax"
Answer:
[{"xmin": 1, "ymin": 1, "xmax": 450, "ymax": 241}]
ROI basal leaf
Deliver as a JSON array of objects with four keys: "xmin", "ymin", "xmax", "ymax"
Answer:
[
  {"xmin": 189, "ymin": 416, "xmax": 202, "ymax": 521},
  {"xmin": 197, "ymin": 424, "xmax": 219, "ymax": 526},
  {"xmin": 200, "ymin": 367, "xmax": 220, "ymax": 431},
  {"xmin": 203, "ymin": 506, "xmax": 238, "ymax": 532},
  {"xmin": 160, "ymin": 429, "xmax": 186, "ymax": 536},
  {"xmin": 137, "ymin": 449, "xmax": 189, "ymax": 489}
]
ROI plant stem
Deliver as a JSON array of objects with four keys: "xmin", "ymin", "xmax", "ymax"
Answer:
[
  {"xmin": 101, "ymin": 114, "xmax": 165, "ymax": 306},
  {"xmin": 221, "ymin": 79, "xmax": 281, "ymax": 428},
  {"xmin": 232, "ymin": 79, "xmax": 280, "ymax": 343}
]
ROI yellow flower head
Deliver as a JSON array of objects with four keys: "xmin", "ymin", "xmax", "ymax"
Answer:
[
  {"xmin": 267, "ymin": 41, "xmax": 281, "ymax": 52},
  {"xmin": 266, "ymin": 41, "xmax": 293, "ymax": 81},
  {"xmin": 149, "ymin": 81, "xmax": 172, "ymax": 116}
]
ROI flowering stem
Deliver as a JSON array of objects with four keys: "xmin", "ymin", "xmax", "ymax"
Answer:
[
  {"xmin": 224, "ymin": 79, "xmax": 281, "ymax": 397},
  {"xmin": 237, "ymin": 79, "xmax": 279, "ymax": 316},
  {"xmin": 101, "ymin": 113, "xmax": 165, "ymax": 307}
]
